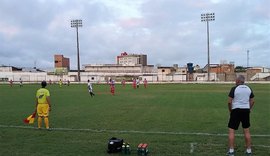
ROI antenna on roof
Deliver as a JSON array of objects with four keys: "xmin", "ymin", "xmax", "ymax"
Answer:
[
  {"xmin": 247, "ymin": 50, "xmax": 249, "ymax": 68},
  {"xmin": 34, "ymin": 60, "xmax": 37, "ymax": 69}
]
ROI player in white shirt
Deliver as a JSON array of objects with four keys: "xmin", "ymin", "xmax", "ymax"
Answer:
[
  {"xmin": 87, "ymin": 80, "xmax": 95, "ymax": 97},
  {"xmin": 136, "ymin": 78, "xmax": 140, "ymax": 88},
  {"xmin": 227, "ymin": 75, "xmax": 255, "ymax": 156}
]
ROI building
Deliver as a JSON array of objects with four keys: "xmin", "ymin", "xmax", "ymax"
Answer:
[
  {"xmin": 202, "ymin": 63, "xmax": 235, "ymax": 81},
  {"xmin": 83, "ymin": 64, "xmax": 155, "ymax": 81},
  {"xmin": 157, "ymin": 66, "xmax": 178, "ymax": 81},
  {"xmin": 249, "ymin": 67, "xmax": 270, "ymax": 81},
  {"xmin": 0, "ymin": 66, "xmax": 22, "ymax": 72},
  {"xmin": 116, "ymin": 52, "xmax": 147, "ymax": 66},
  {"xmin": 2, "ymin": 52, "xmax": 269, "ymax": 83},
  {"xmin": 81, "ymin": 52, "xmax": 152, "ymax": 82},
  {"xmin": 83, "ymin": 64, "xmax": 154, "ymax": 73},
  {"xmin": 203, "ymin": 64, "xmax": 235, "ymax": 74},
  {"xmin": 54, "ymin": 55, "xmax": 70, "ymax": 71}
]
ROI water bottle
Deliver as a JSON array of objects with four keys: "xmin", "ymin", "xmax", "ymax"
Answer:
[
  {"xmin": 122, "ymin": 143, "xmax": 126, "ymax": 154},
  {"xmin": 126, "ymin": 143, "xmax": 131, "ymax": 154},
  {"xmin": 137, "ymin": 143, "xmax": 143, "ymax": 155}
]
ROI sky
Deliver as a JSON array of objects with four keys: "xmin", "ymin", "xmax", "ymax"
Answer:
[{"xmin": 0, "ymin": 0, "xmax": 269, "ymax": 70}]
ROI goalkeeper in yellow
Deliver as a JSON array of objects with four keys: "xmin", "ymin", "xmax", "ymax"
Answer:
[{"xmin": 35, "ymin": 81, "xmax": 51, "ymax": 130}]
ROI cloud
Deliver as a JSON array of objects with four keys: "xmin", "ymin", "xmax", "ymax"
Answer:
[
  {"xmin": 0, "ymin": 0, "xmax": 269, "ymax": 69},
  {"xmin": 0, "ymin": 23, "xmax": 20, "ymax": 39}
]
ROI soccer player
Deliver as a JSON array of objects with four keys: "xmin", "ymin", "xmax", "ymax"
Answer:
[
  {"xmin": 19, "ymin": 78, "xmax": 23, "ymax": 87},
  {"xmin": 110, "ymin": 79, "xmax": 115, "ymax": 95},
  {"xmin": 136, "ymin": 77, "xmax": 140, "ymax": 88},
  {"xmin": 35, "ymin": 81, "xmax": 51, "ymax": 130},
  {"xmin": 9, "ymin": 79, "xmax": 13, "ymax": 87},
  {"xmin": 87, "ymin": 79, "xmax": 95, "ymax": 97},
  {"xmin": 59, "ymin": 79, "xmax": 62, "ymax": 87},
  {"xmin": 121, "ymin": 79, "xmax": 126, "ymax": 88},
  {"xmin": 132, "ymin": 78, "xmax": 136, "ymax": 89},
  {"xmin": 143, "ymin": 78, "xmax": 147, "ymax": 88},
  {"xmin": 226, "ymin": 75, "xmax": 255, "ymax": 156}
]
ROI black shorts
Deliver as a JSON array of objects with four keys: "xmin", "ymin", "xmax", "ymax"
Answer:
[{"xmin": 228, "ymin": 109, "xmax": 250, "ymax": 130}]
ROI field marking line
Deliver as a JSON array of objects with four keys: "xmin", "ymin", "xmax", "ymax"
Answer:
[
  {"xmin": 1, "ymin": 124, "xmax": 270, "ymax": 138},
  {"xmin": 194, "ymin": 143, "xmax": 270, "ymax": 147},
  {"xmin": 193, "ymin": 143, "xmax": 270, "ymax": 149},
  {"xmin": 253, "ymin": 145, "xmax": 270, "ymax": 148},
  {"xmin": 188, "ymin": 143, "xmax": 270, "ymax": 154}
]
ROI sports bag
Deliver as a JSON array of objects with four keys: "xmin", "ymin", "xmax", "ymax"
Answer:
[{"xmin": 107, "ymin": 137, "xmax": 124, "ymax": 153}]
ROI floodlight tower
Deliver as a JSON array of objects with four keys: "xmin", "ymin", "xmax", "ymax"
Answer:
[
  {"xmin": 247, "ymin": 50, "xmax": 250, "ymax": 81},
  {"xmin": 71, "ymin": 19, "xmax": 83, "ymax": 82},
  {"xmin": 201, "ymin": 13, "xmax": 215, "ymax": 81}
]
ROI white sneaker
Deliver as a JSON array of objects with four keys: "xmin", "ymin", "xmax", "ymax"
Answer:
[
  {"xmin": 226, "ymin": 151, "xmax": 234, "ymax": 156},
  {"xmin": 246, "ymin": 152, "xmax": 252, "ymax": 156}
]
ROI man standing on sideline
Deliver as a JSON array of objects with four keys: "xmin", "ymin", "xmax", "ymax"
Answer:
[
  {"xmin": 227, "ymin": 75, "xmax": 255, "ymax": 156},
  {"xmin": 87, "ymin": 79, "xmax": 95, "ymax": 97},
  {"xmin": 35, "ymin": 81, "xmax": 51, "ymax": 130}
]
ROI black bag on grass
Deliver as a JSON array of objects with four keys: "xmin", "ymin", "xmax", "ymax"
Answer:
[{"xmin": 107, "ymin": 137, "xmax": 124, "ymax": 153}]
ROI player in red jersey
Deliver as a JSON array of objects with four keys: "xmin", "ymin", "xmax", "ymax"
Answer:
[
  {"xmin": 132, "ymin": 78, "xmax": 136, "ymax": 89},
  {"xmin": 121, "ymin": 79, "xmax": 126, "ymax": 88},
  {"xmin": 110, "ymin": 79, "xmax": 115, "ymax": 95},
  {"xmin": 143, "ymin": 78, "xmax": 147, "ymax": 88}
]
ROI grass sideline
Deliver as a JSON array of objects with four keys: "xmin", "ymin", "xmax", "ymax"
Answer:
[{"xmin": 0, "ymin": 83, "xmax": 269, "ymax": 156}]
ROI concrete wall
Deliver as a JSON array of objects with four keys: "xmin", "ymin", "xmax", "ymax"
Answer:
[{"xmin": 1, "ymin": 70, "xmax": 269, "ymax": 83}]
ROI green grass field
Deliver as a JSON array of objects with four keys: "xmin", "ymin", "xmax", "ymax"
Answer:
[{"xmin": 0, "ymin": 83, "xmax": 269, "ymax": 156}]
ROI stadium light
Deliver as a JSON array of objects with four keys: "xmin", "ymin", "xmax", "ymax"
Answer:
[
  {"xmin": 201, "ymin": 13, "xmax": 215, "ymax": 81},
  {"xmin": 71, "ymin": 19, "xmax": 83, "ymax": 82}
]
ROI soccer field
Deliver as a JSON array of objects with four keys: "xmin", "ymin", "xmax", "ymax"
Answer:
[{"xmin": 0, "ymin": 83, "xmax": 269, "ymax": 156}]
